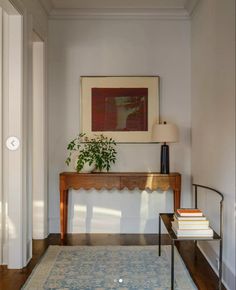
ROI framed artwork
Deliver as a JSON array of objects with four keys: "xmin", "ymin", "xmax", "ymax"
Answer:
[{"xmin": 80, "ymin": 76, "xmax": 159, "ymax": 143}]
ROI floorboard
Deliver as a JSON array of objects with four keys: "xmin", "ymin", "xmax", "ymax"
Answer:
[{"xmin": 0, "ymin": 234, "xmax": 225, "ymax": 290}]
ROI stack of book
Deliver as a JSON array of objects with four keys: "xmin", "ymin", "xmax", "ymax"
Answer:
[{"xmin": 172, "ymin": 208, "xmax": 214, "ymax": 238}]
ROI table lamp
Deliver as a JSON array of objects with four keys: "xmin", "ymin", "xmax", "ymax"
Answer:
[{"xmin": 152, "ymin": 121, "xmax": 179, "ymax": 174}]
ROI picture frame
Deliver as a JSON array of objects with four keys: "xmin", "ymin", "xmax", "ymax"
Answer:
[{"xmin": 80, "ymin": 76, "xmax": 159, "ymax": 143}]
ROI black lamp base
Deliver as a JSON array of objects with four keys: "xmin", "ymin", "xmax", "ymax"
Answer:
[{"xmin": 160, "ymin": 143, "xmax": 169, "ymax": 174}]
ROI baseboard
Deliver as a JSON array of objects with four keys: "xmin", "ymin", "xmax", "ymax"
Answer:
[
  {"xmin": 197, "ymin": 243, "xmax": 235, "ymax": 290},
  {"xmin": 33, "ymin": 232, "xmax": 49, "ymax": 240}
]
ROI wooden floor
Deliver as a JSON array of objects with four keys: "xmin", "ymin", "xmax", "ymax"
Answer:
[{"xmin": 0, "ymin": 234, "xmax": 225, "ymax": 290}]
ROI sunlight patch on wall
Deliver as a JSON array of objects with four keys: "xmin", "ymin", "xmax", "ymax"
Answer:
[
  {"xmin": 93, "ymin": 207, "xmax": 122, "ymax": 218},
  {"xmin": 74, "ymin": 204, "xmax": 86, "ymax": 213},
  {"xmin": 33, "ymin": 200, "xmax": 45, "ymax": 237},
  {"xmin": 7, "ymin": 218, "xmax": 16, "ymax": 239},
  {"xmin": 71, "ymin": 205, "xmax": 122, "ymax": 233}
]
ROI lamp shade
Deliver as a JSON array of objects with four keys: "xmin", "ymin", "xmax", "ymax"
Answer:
[{"xmin": 152, "ymin": 122, "xmax": 179, "ymax": 143}]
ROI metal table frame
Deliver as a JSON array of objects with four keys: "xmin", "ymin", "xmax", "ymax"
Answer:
[{"xmin": 158, "ymin": 184, "xmax": 224, "ymax": 290}]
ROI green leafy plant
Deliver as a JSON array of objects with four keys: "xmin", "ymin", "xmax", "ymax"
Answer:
[{"xmin": 66, "ymin": 133, "xmax": 117, "ymax": 172}]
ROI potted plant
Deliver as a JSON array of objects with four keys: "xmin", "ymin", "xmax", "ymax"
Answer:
[{"xmin": 65, "ymin": 133, "xmax": 117, "ymax": 172}]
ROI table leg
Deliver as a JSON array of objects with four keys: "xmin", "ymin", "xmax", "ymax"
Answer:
[
  {"xmin": 219, "ymin": 239, "xmax": 223, "ymax": 290},
  {"xmin": 60, "ymin": 189, "xmax": 68, "ymax": 239},
  {"xmin": 173, "ymin": 175, "xmax": 181, "ymax": 212},
  {"xmin": 171, "ymin": 240, "xmax": 175, "ymax": 290},
  {"xmin": 158, "ymin": 214, "xmax": 161, "ymax": 256},
  {"xmin": 173, "ymin": 189, "xmax": 180, "ymax": 212}
]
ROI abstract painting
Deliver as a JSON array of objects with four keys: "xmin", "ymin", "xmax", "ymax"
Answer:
[{"xmin": 80, "ymin": 76, "xmax": 159, "ymax": 142}]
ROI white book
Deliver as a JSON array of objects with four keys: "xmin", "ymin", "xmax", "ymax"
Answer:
[
  {"xmin": 172, "ymin": 223, "xmax": 214, "ymax": 237},
  {"xmin": 172, "ymin": 221, "xmax": 209, "ymax": 230},
  {"xmin": 174, "ymin": 213, "xmax": 207, "ymax": 221},
  {"xmin": 174, "ymin": 216, "xmax": 209, "ymax": 225}
]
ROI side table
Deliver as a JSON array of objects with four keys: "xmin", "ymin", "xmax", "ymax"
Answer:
[{"xmin": 158, "ymin": 184, "xmax": 223, "ymax": 290}]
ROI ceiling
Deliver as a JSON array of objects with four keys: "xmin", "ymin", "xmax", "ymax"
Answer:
[{"xmin": 40, "ymin": 0, "xmax": 199, "ymax": 18}]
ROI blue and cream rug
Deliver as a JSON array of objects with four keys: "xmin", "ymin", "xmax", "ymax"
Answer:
[{"xmin": 22, "ymin": 245, "xmax": 197, "ymax": 290}]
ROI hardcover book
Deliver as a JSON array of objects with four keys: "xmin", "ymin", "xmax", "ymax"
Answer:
[
  {"xmin": 176, "ymin": 208, "xmax": 203, "ymax": 216},
  {"xmin": 172, "ymin": 224, "xmax": 213, "ymax": 237},
  {"xmin": 173, "ymin": 215, "xmax": 208, "ymax": 223},
  {"xmin": 171, "ymin": 221, "xmax": 209, "ymax": 230},
  {"xmin": 174, "ymin": 213, "xmax": 207, "ymax": 221}
]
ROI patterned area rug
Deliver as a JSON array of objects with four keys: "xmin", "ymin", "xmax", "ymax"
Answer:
[{"xmin": 22, "ymin": 245, "xmax": 197, "ymax": 290}]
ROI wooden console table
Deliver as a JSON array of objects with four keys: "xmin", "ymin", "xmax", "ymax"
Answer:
[{"xmin": 60, "ymin": 172, "xmax": 181, "ymax": 239}]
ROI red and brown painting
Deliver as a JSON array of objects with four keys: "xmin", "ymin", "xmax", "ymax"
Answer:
[{"xmin": 92, "ymin": 88, "xmax": 148, "ymax": 132}]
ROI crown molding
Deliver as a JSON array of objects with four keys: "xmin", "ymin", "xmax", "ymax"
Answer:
[
  {"xmin": 48, "ymin": 0, "xmax": 200, "ymax": 20},
  {"xmin": 49, "ymin": 8, "xmax": 190, "ymax": 20},
  {"xmin": 184, "ymin": 0, "xmax": 199, "ymax": 16},
  {"xmin": 39, "ymin": 0, "xmax": 53, "ymax": 16}
]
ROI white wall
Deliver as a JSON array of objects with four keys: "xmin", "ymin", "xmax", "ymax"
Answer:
[
  {"xmin": 48, "ymin": 18, "xmax": 191, "ymax": 233},
  {"xmin": 32, "ymin": 40, "xmax": 48, "ymax": 239},
  {"xmin": 191, "ymin": 1, "xmax": 235, "ymax": 289}
]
